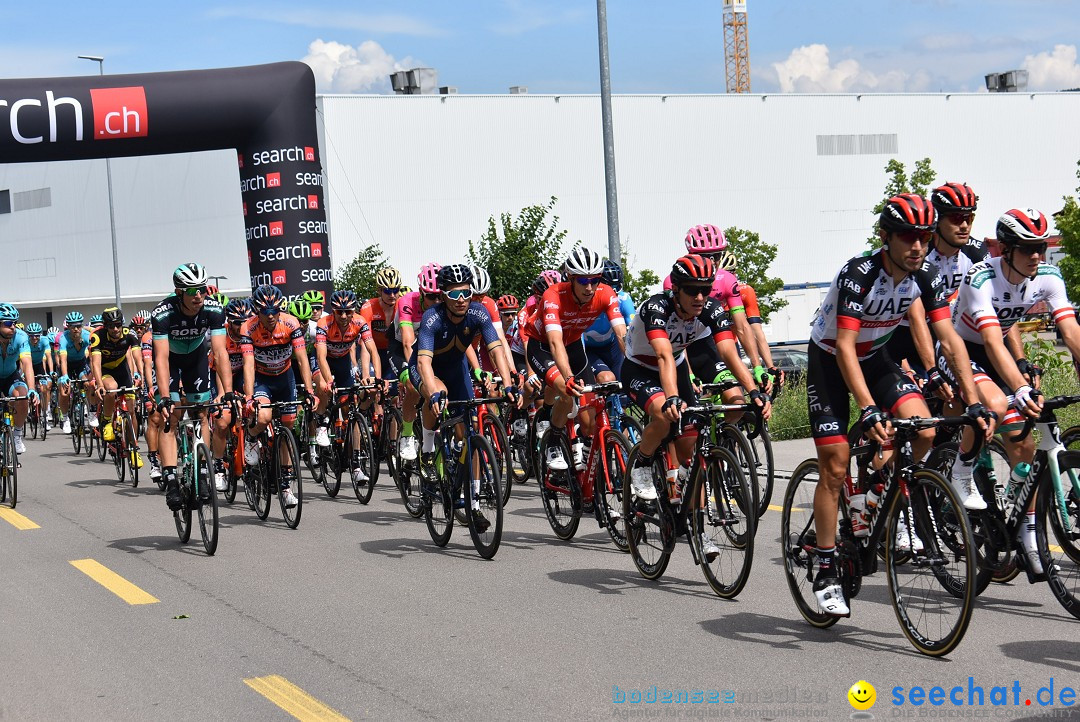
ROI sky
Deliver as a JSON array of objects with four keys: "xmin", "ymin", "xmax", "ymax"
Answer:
[{"xmin": 3, "ymin": 0, "xmax": 1080, "ymax": 95}]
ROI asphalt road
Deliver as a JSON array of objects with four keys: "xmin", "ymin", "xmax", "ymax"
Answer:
[{"xmin": 3, "ymin": 428, "xmax": 1080, "ymax": 721}]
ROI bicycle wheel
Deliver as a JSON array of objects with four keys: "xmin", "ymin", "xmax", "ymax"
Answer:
[
  {"xmin": 424, "ymin": 463, "xmax": 454, "ymax": 547},
  {"xmin": 125, "ymin": 416, "xmax": 140, "ymax": 488},
  {"xmin": 622, "ymin": 449, "xmax": 673, "ymax": 580},
  {"xmin": 174, "ymin": 462, "xmax": 193, "ymax": 543},
  {"xmin": 222, "ymin": 433, "xmax": 238, "ymax": 505},
  {"xmin": 780, "ymin": 459, "xmax": 841, "ymax": 629},
  {"xmin": 251, "ymin": 438, "xmax": 273, "ymax": 521},
  {"xmin": 194, "ymin": 443, "xmax": 219, "ymax": 554},
  {"xmin": 465, "ymin": 435, "xmax": 503, "ymax": 559},
  {"xmin": 596, "ymin": 429, "xmax": 631, "ymax": 552},
  {"xmin": 348, "ymin": 415, "xmax": 376, "ymax": 504},
  {"xmin": 383, "ymin": 406, "xmax": 403, "ymax": 481},
  {"xmin": 620, "ymin": 413, "xmax": 643, "ymax": 446},
  {"xmin": 393, "ymin": 422, "xmax": 424, "ymax": 518},
  {"xmin": 740, "ymin": 417, "xmax": 775, "ymax": 518},
  {"xmin": 303, "ymin": 425, "xmax": 326, "ymax": 488},
  {"xmin": 112, "ymin": 417, "xmax": 127, "ymax": 483},
  {"xmin": 1, "ymin": 429, "xmax": 17, "ymax": 508},
  {"xmin": 538, "ymin": 428, "xmax": 581, "ymax": 540},
  {"xmin": 97, "ymin": 423, "xmax": 107, "ymax": 462},
  {"xmin": 28, "ymin": 406, "xmax": 39, "ymax": 440},
  {"xmin": 276, "ymin": 426, "xmax": 303, "ymax": 529},
  {"xmin": 720, "ymin": 423, "xmax": 761, "ymax": 522},
  {"xmin": 506, "ymin": 406, "xmax": 531, "ymax": 484},
  {"xmin": 692, "ymin": 446, "xmax": 756, "ymax": 598},
  {"xmin": 481, "ymin": 414, "xmax": 513, "ymax": 507},
  {"xmin": 885, "ymin": 468, "xmax": 976, "ymax": 657},
  {"xmin": 1037, "ymin": 461, "xmax": 1080, "ymax": 620}
]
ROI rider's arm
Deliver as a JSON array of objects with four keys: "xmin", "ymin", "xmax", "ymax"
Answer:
[
  {"xmin": 905, "ymin": 301, "xmax": 938, "ymax": 375},
  {"xmin": 19, "ymin": 351, "xmax": 35, "ymax": 396},
  {"xmin": 647, "ymin": 335, "xmax": 681, "ymax": 400},
  {"xmin": 152, "ymin": 337, "xmax": 171, "ymax": 401},
  {"xmin": 209, "ymin": 334, "xmax": 232, "ymax": 394},
  {"xmin": 1005, "ymin": 324, "xmax": 1025, "ymax": 361},
  {"xmin": 927, "ymin": 313, "xmax": 981, "ymax": 407},
  {"xmin": 90, "ymin": 343, "xmax": 105, "ymax": 391},
  {"xmin": 834, "ymin": 327, "xmax": 877, "ymax": 411}
]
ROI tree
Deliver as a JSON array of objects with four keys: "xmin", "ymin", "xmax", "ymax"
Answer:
[
  {"xmin": 335, "ymin": 243, "xmax": 389, "ymax": 299},
  {"xmin": 866, "ymin": 157, "xmax": 938, "ymax": 249},
  {"xmin": 468, "ymin": 196, "xmax": 575, "ymax": 300},
  {"xmin": 725, "ymin": 226, "xmax": 788, "ymax": 323},
  {"xmin": 1056, "ymin": 161, "xmax": 1080, "ymax": 302}
]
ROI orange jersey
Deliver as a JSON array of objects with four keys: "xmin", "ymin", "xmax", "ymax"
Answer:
[
  {"xmin": 240, "ymin": 313, "xmax": 305, "ymax": 376},
  {"xmin": 740, "ymin": 284, "xmax": 762, "ymax": 323},
  {"xmin": 210, "ymin": 331, "xmax": 245, "ymax": 373},
  {"xmin": 522, "ymin": 282, "xmax": 624, "ymax": 345},
  {"xmin": 359, "ymin": 298, "xmax": 395, "ymax": 351},
  {"xmin": 316, "ymin": 314, "xmax": 372, "ymax": 359}
]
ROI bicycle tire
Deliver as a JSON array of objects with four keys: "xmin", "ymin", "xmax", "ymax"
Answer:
[
  {"xmin": 276, "ymin": 425, "xmax": 303, "ymax": 529},
  {"xmin": 622, "ymin": 449, "xmax": 673, "ymax": 580},
  {"xmin": 252, "ymin": 438, "xmax": 273, "ymax": 521},
  {"xmin": 886, "ymin": 468, "xmax": 976, "ymax": 657},
  {"xmin": 596, "ymin": 429, "xmax": 630, "ymax": 552},
  {"xmin": 222, "ymin": 433, "xmax": 239, "ymax": 505},
  {"xmin": 394, "ymin": 422, "xmax": 424, "ymax": 518},
  {"xmin": 1037, "ymin": 462, "xmax": 1080, "ymax": 620},
  {"xmin": 538, "ymin": 428, "xmax": 581, "ymax": 540},
  {"xmin": 740, "ymin": 417, "xmax": 775, "ymax": 517},
  {"xmin": 174, "ymin": 457, "xmax": 193, "ymax": 544},
  {"xmin": 465, "ymin": 434, "xmax": 503, "ymax": 559},
  {"xmin": 125, "ymin": 416, "xmax": 140, "ymax": 488},
  {"xmin": 780, "ymin": 459, "xmax": 840, "ymax": 629},
  {"xmin": 619, "ymin": 413, "xmax": 643, "ymax": 446},
  {"xmin": 424, "ymin": 461, "xmax": 454, "ymax": 547},
  {"xmin": 505, "ymin": 405, "xmax": 531, "ymax": 484},
  {"xmin": 194, "ymin": 443, "xmax": 219, "ymax": 554},
  {"xmin": 349, "ymin": 415, "xmax": 376, "ymax": 504},
  {"xmin": 482, "ymin": 414, "xmax": 513, "ymax": 507},
  {"xmin": 693, "ymin": 446, "xmax": 756, "ymax": 598},
  {"xmin": 720, "ymin": 423, "xmax": 761, "ymax": 522},
  {"xmin": 28, "ymin": 406, "xmax": 39, "ymax": 440},
  {"xmin": 367, "ymin": 409, "xmax": 383, "ymax": 488},
  {"xmin": 84, "ymin": 419, "xmax": 96, "ymax": 459},
  {"xmin": 383, "ymin": 406, "xmax": 403, "ymax": 481},
  {"xmin": 1, "ymin": 429, "xmax": 17, "ymax": 508},
  {"xmin": 97, "ymin": 423, "xmax": 107, "ymax": 462}
]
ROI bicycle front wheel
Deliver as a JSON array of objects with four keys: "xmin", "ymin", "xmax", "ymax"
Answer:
[
  {"xmin": 622, "ymin": 450, "xmax": 673, "ymax": 580},
  {"xmin": 482, "ymin": 414, "xmax": 512, "ymax": 507},
  {"xmin": 538, "ymin": 429, "xmax": 581, "ymax": 540},
  {"xmin": 348, "ymin": 415, "xmax": 376, "ymax": 504},
  {"xmin": 506, "ymin": 406, "xmax": 531, "ymax": 484},
  {"xmin": 424, "ymin": 470, "xmax": 454, "ymax": 547},
  {"xmin": 886, "ymin": 468, "xmax": 976, "ymax": 657},
  {"xmin": 195, "ymin": 443, "xmax": 219, "ymax": 555},
  {"xmin": 1, "ymin": 429, "xmax": 17, "ymax": 508},
  {"xmin": 596, "ymin": 429, "xmax": 631, "ymax": 552},
  {"xmin": 276, "ymin": 426, "xmax": 303, "ymax": 529},
  {"xmin": 740, "ymin": 418, "xmax": 775, "ymax": 518},
  {"xmin": 692, "ymin": 447, "xmax": 756, "ymax": 599},
  {"xmin": 720, "ymin": 424, "xmax": 761, "ymax": 523},
  {"xmin": 250, "ymin": 438, "xmax": 273, "ymax": 521},
  {"xmin": 780, "ymin": 459, "xmax": 840, "ymax": 629},
  {"xmin": 466, "ymin": 435, "xmax": 503, "ymax": 559},
  {"xmin": 125, "ymin": 416, "xmax": 141, "ymax": 488},
  {"xmin": 1037, "ymin": 460, "xmax": 1080, "ymax": 620}
]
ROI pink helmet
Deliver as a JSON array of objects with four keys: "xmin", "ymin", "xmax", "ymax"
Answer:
[
  {"xmin": 417, "ymin": 263, "xmax": 442, "ymax": 293},
  {"xmin": 684, "ymin": 224, "xmax": 726, "ymax": 253},
  {"xmin": 540, "ymin": 269, "xmax": 563, "ymax": 286}
]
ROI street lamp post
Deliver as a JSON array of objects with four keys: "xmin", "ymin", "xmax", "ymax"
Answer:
[
  {"xmin": 78, "ymin": 55, "xmax": 123, "ymax": 314},
  {"xmin": 596, "ymin": 0, "xmax": 621, "ymax": 264}
]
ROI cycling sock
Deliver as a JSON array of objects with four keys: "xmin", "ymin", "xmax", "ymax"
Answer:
[
  {"xmin": 951, "ymin": 453, "xmax": 974, "ymax": 481},
  {"xmin": 1017, "ymin": 510, "xmax": 1037, "ymax": 551},
  {"xmin": 471, "ymin": 479, "xmax": 481, "ymax": 509},
  {"xmin": 402, "ymin": 420, "xmax": 414, "ymax": 437},
  {"xmin": 816, "ymin": 546, "xmax": 835, "ymax": 574},
  {"xmin": 634, "ymin": 450, "xmax": 655, "ymax": 469},
  {"xmin": 422, "ymin": 426, "xmax": 437, "ymax": 453}
]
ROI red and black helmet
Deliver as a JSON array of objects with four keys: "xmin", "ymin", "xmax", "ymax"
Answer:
[
  {"xmin": 497, "ymin": 294, "xmax": 519, "ymax": 312},
  {"xmin": 879, "ymin": 193, "xmax": 937, "ymax": 234},
  {"xmin": 670, "ymin": 254, "xmax": 716, "ymax": 286},
  {"xmin": 996, "ymin": 208, "xmax": 1050, "ymax": 244},
  {"xmin": 931, "ymin": 182, "xmax": 978, "ymax": 214}
]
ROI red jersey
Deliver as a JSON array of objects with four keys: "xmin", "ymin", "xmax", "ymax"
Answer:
[
  {"xmin": 240, "ymin": 313, "xmax": 305, "ymax": 376},
  {"xmin": 359, "ymin": 298, "xmax": 395, "ymax": 351},
  {"xmin": 210, "ymin": 331, "xmax": 245, "ymax": 373},
  {"xmin": 522, "ymin": 282, "xmax": 624, "ymax": 345},
  {"xmin": 316, "ymin": 315, "xmax": 372, "ymax": 360}
]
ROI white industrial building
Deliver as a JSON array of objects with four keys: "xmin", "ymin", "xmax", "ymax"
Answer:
[{"xmin": 2, "ymin": 90, "xmax": 1078, "ymax": 341}]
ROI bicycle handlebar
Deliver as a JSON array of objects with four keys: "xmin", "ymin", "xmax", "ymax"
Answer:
[{"xmin": 1008, "ymin": 394, "xmax": 1080, "ymax": 443}]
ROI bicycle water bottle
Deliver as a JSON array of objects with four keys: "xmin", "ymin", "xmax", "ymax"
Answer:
[
  {"xmin": 1007, "ymin": 462, "xmax": 1031, "ymax": 504},
  {"xmin": 572, "ymin": 437, "xmax": 585, "ymax": 470},
  {"xmin": 844, "ymin": 473, "xmax": 869, "ymax": 537},
  {"xmin": 666, "ymin": 466, "xmax": 680, "ymax": 503},
  {"xmin": 865, "ymin": 483, "xmax": 884, "ymax": 514}
]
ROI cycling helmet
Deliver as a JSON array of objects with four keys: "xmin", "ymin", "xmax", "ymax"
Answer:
[
  {"xmin": 172, "ymin": 262, "xmax": 208, "ymax": 290},
  {"xmin": 541, "ymin": 269, "xmax": 563, "ymax": 286},
  {"xmin": 288, "ymin": 299, "xmax": 314, "ymax": 322},
  {"xmin": 997, "ymin": 208, "xmax": 1051, "ymax": 244},
  {"xmin": 931, "ymin": 182, "xmax": 978, "ymax": 214},
  {"xmin": 26, "ymin": 322, "xmax": 42, "ymax": 334},
  {"xmin": 250, "ymin": 285, "xmax": 285, "ymax": 313},
  {"xmin": 670, "ymin": 254, "xmax": 716, "ymax": 286},
  {"xmin": 302, "ymin": 289, "xmax": 325, "ymax": 306},
  {"xmin": 497, "ymin": 294, "xmax": 520, "ymax": 312},
  {"xmin": 224, "ymin": 298, "xmax": 253, "ymax": 323},
  {"xmin": 90, "ymin": 314, "xmax": 103, "ymax": 326},
  {"xmin": 0, "ymin": 304, "xmax": 19, "ymax": 322},
  {"xmin": 15, "ymin": 322, "xmax": 24, "ymax": 330},
  {"xmin": 65, "ymin": 311, "xmax": 84, "ymax": 325},
  {"xmin": 715, "ymin": 249, "xmax": 738, "ymax": 272},
  {"xmin": 375, "ymin": 267, "xmax": 402, "ymax": 289},
  {"xmin": 102, "ymin": 307, "xmax": 124, "ymax": 326},
  {"xmin": 437, "ymin": 264, "xmax": 473, "ymax": 291},
  {"xmin": 330, "ymin": 289, "xmax": 359, "ymax": 311},
  {"xmin": 532, "ymin": 274, "xmax": 555, "ymax": 297},
  {"xmin": 469, "ymin": 265, "xmax": 492, "ymax": 295},
  {"xmin": 563, "ymin": 247, "xmax": 604, "ymax": 276},
  {"xmin": 131, "ymin": 311, "xmax": 149, "ymax": 325},
  {"xmin": 418, "ymin": 263, "xmax": 443, "ymax": 294},
  {"xmin": 879, "ymin": 193, "xmax": 937, "ymax": 234},
  {"xmin": 684, "ymin": 224, "xmax": 726, "ymax": 254},
  {"xmin": 601, "ymin": 259, "xmax": 623, "ymax": 292},
  {"xmin": 210, "ymin": 292, "xmax": 229, "ymax": 307},
  {"xmin": 206, "ymin": 284, "xmax": 219, "ymax": 297},
  {"xmin": 47, "ymin": 326, "xmax": 59, "ymax": 337}
]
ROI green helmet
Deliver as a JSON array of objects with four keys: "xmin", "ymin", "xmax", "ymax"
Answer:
[
  {"xmin": 289, "ymin": 299, "xmax": 314, "ymax": 322},
  {"xmin": 301, "ymin": 289, "xmax": 325, "ymax": 307},
  {"xmin": 210, "ymin": 292, "xmax": 230, "ymax": 307}
]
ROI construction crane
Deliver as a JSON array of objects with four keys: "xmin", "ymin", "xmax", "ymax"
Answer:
[{"xmin": 723, "ymin": 0, "xmax": 751, "ymax": 93}]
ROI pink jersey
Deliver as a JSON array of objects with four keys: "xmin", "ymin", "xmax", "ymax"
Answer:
[
  {"xmin": 393, "ymin": 291, "xmax": 424, "ymax": 342},
  {"xmin": 663, "ymin": 268, "xmax": 744, "ymax": 312}
]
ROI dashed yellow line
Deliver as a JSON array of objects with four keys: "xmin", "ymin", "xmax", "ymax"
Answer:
[
  {"xmin": 0, "ymin": 507, "xmax": 40, "ymax": 530},
  {"xmin": 244, "ymin": 675, "xmax": 350, "ymax": 721},
  {"xmin": 69, "ymin": 559, "xmax": 159, "ymax": 605},
  {"xmin": 1051, "ymin": 544, "xmax": 1064, "ymax": 554},
  {"xmin": 767, "ymin": 504, "xmax": 784, "ymax": 513}
]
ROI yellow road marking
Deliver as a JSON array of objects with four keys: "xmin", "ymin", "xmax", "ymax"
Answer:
[
  {"xmin": 0, "ymin": 507, "xmax": 40, "ymax": 530},
  {"xmin": 1051, "ymin": 544, "xmax": 1063, "ymax": 553},
  {"xmin": 767, "ymin": 504, "xmax": 784, "ymax": 513},
  {"xmin": 244, "ymin": 675, "xmax": 350, "ymax": 722},
  {"xmin": 69, "ymin": 559, "xmax": 159, "ymax": 605}
]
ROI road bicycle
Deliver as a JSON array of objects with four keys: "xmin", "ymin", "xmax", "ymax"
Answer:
[
  {"xmin": 0, "ymin": 396, "xmax": 23, "ymax": 509},
  {"xmin": 164, "ymin": 403, "xmax": 222, "ymax": 555},
  {"xmin": 104, "ymin": 387, "xmax": 142, "ymax": 486},
  {"xmin": 244, "ymin": 399, "xmax": 305, "ymax": 529}
]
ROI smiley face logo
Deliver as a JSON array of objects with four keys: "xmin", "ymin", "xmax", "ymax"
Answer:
[{"xmin": 848, "ymin": 680, "xmax": 876, "ymax": 711}]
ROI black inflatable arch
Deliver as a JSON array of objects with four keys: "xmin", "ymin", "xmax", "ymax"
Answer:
[{"xmin": 0, "ymin": 61, "xmax": 331, "ymax": 300}]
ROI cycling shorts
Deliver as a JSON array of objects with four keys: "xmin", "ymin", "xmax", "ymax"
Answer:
[
  {"xmin": 936, "ymin": 340, "xmax": 1024, "ymax": 429},
  {"xmin": 526, "ymin": 338, "xmax": 596, "ymax": 388},
  {"xmin": 408, "ymin": 357, "xmax": 474, "ymax": 404},
  {"xmin": 253, "ymin": 370, "xmax": 298, "ymax": 419},
  {"xmin": 103, "ymin": 363, "xmax": 133, "ymax": 389},
  {"xmin": 168, "ymin": 351, "xmax": 213, "ymax": 404},
  {"xmin": 883, "ymin": 324, "xmax": 928, "ymax": 377},
  {"xmin": 0, "ymin": 372, "xmax": 27, "ymax": 396},
  {"xmin": 622, "ymin": 358, "xmax": 696, "ymax": 413},
  {"xmin": 586, "ymin": 337, "xmax": 624, "ymax": 380},
  {"xmin": 686, "ymin": 337, "xmax": 732, "ymax": 385}
]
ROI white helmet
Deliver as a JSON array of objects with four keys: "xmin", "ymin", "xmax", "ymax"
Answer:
[
  {"xmin": 172, "ymin": 262, "xmax": 208, "ymax": 289},
  {"xmin": 563, "ymin": 247, "xmax": 604, "ymax": 276},
  {"xmin": 469, "ymin": 265, "xmax": 492, "ymax": 295}
]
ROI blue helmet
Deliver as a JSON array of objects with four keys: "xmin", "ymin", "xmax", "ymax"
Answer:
[
  {"xmin": 0, "ymin": 303, "xmax": 19, "ymax": 322},
  {"xmin": 65, "ymin": 311, "xmax": 84, "ymax": 326},
  {"xmin": 26, "ymin": 322, "xmax": 43, "ymax": 334}
]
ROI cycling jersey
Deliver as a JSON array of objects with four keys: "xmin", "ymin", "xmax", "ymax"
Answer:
[
  {"xmin": 51, "ymin": 331, "xmax": 62, "ymax": 352},
  {"xmin": 90, "ymin": 327, "xmax": 140, "ymax": 371},
  {"xmin": 953, "ymin": 257, "xmax": 1074, "ymax": 344},
  {"xmin": 810, "ymin": 250, "xmax": 948, "ymax": 360},
  {"xmin": 583, "ymin": 290, "xmax": 636, "ymax": 347},
  {"xmin": 413, "ymin": 303, "xmax": 502, "ymax": 366},
  {"xmin": 209, "ymin": 332, "xmax": 245, "ymax": 374},
  {"xmin": 240, "ymin": 313, "xmax": 306, "ymax": 376},
  {"xmin": 316, "ymin": 314, "xmax": 372, "ymax": 359},
  {"xmin": 662, "ymin": 268, "xmax": 744, "ymax": 313},
  {"xmin": 394, "ymin": 291, "xmax": 428, "ymax": 342},
  {"xmin": 509, "ymin": 306, "xmax": 529, "ymax": 355},
  {"xmin": 740, "ymin": 285, "xmax": 762, "ymax": 324},
  {"xmin": 360, "ymin": 298, "xmax": 397, "ymax": 351},
  {"xmin": 522, "ymin": 282, "xmax": 625, "ymax": 345},
  {"xmin": 624, "ymin": 293, "xmax": 733, "ymax": 369},
  {"xmin": 27, "ymin": 336, "xmax": 51, "ymax": 366},
  {"xmin": 150, "ymin": 294, "xmax": 226, "ymax": 355},
  {"xmin": 0, "ymin": 329, "xmax": 31, "ymax": 378},
  {"xmin": 59, "ymin": 329, "xmax": 92, "ymax": 362},
  {"xmin": 924, "ymin": 239, "xmax": 990, "ymax": 305}
]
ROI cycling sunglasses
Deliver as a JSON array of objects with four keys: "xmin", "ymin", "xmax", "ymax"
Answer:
[
  {"xmin": 444, "ymin": 289, "xmax": 473, "ymax": 301},
  {"xmin": 680, "ymin": 285, "xmax": 712, "ymax": 298},
  {"xmin": 0, "ymin": 321, "xmax": 15, "ymax": 328},
  {"xmin": 381, "ymin": 287, "xmax": 402, "ymax": 295},
  {"xmin": 184, "ymin": 285, "xmax": 208, "ymax": 297},
  {"xmin": 1012, "ymin": 242, "xmax": 1048, "ymax": 256},
  {"xmin": 105, "ymin": 322, "xmax": 124, "ymax": 330},
  {"xmin": 945, "ymin": 212, "xmax": 975, "ymax": 225},
  {"xmin": 574, "ymin": 276, "xmax": 602, "ymax": 286}
]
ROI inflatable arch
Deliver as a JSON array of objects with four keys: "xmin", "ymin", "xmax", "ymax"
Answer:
[{"xmin": 0, "ymin": 61, "xmax": 332, "ymax": 300}]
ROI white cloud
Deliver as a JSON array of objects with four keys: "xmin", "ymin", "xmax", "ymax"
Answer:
[
  {"xmin": 301, "ymin": 39, "xmax": 435, "ymax": 94},
  {"xmin": 771, "ymin": 44, "xmax": 929, "ymax": 93},
  {"xmin": 1022, "ymin": 44, "xmax": 1080, "ymax": 90}
]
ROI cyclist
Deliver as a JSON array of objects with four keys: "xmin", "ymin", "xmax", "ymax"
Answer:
[
  {"xmin": 806, "ymin": 194, "xmax": 990, "ymax": 617},
  {"xmin": 468, "ymin": 264, "xmax": 514, "ymax": 377},
  {"xmin": 90, "ymin": 308, "xmax": 143, "ymax": 468},
  {"xmin": 303, "ymin": 289, "xmax": 328, "ymax": 338},
  {"xmin": 58, "ymin": 311, "xmax": 94, "ymax": 433},
  {"xmin": 240, "ymin": 285, "xmax": 315, "ymax": 509},
  {"xmin": 624, "ymin": 255, "xmax": 770, "ymax": 518},
  {"xmin": 583, "ymin": 259, "xmax": 635, "ymax": 381},
  {"xmin": 396, "ymin": 263, "xmax": 443, "ymax": 461},
  {"xmin": 139, "ymin": 312, "xmax": 165, "ymax": 483},
  {"xmin": 25, "ymin": 322, "xmax": 54, "ymax": 431},
  {"xmin": 411, "ymin": 264, "xmax": 521, "ymax": 528},
  {"xmin": 522, "ymin": 248, "xmax": 626, "ymax": 471},
  {"xmin": 151, "ymin": 263, "xmax": 232, "ymax": 511},
  {"xmin": 735, "ymin": 280, "xmax": 783, "ymax": 392},
  {"xmin": 0, "ymin": 303, "xmax": 37, "ymax": 454},
  {"xmin": 361, "ymin": 267, "xmax": 403, "ymax": 383},
  {"xmin": 946, "ymin": 207, "xmax": 1080, "ymax": 580},
  {"xmin": 208, "ymin": 298, "xmax": 253, "ymax": 490}
]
